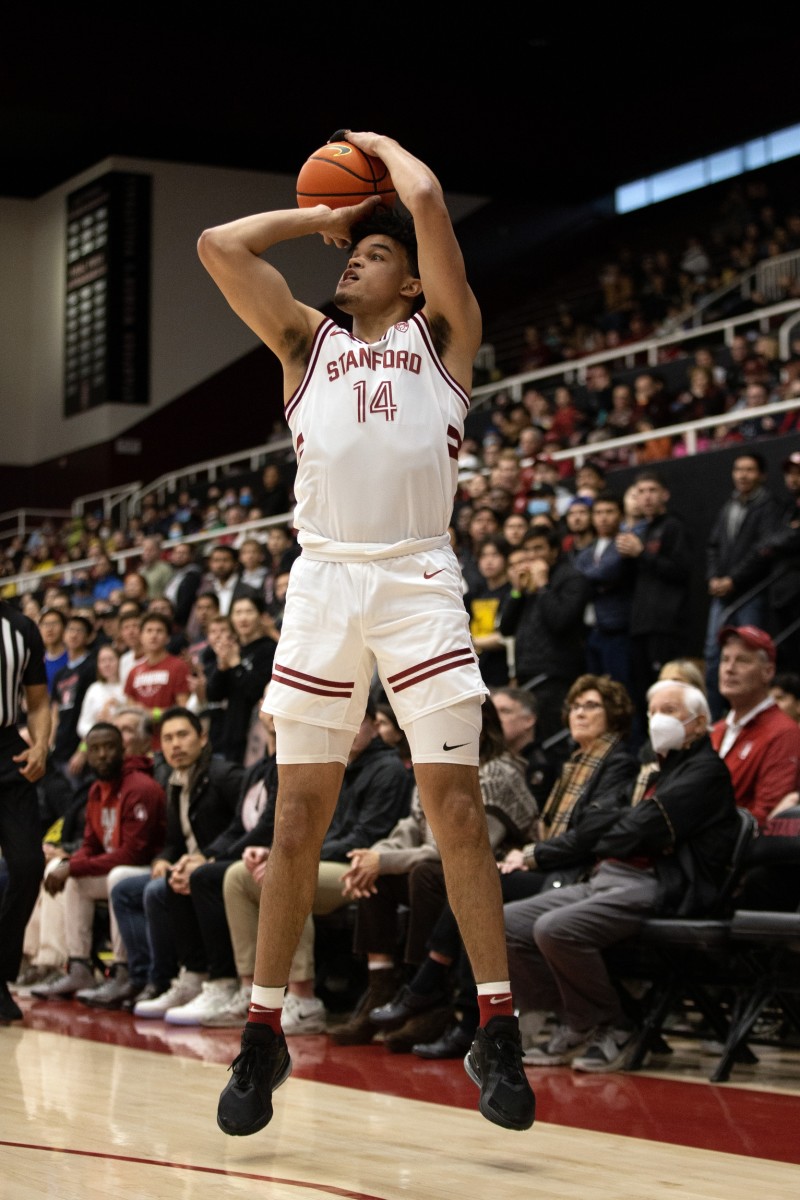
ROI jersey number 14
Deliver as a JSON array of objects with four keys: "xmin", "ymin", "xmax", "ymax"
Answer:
[{"xmin": 355, "ymin": 381, "xmax": 397, "ymax": 423}]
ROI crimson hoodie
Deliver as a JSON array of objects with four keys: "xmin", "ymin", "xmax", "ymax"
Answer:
[{"xmin": 68, "ymin": 755, "xmax": 167, "ymax": 877}]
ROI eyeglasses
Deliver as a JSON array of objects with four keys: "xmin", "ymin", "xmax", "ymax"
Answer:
[{"xmin": 569, "ymin": 700, "xmax": 604, "ymax": 713}]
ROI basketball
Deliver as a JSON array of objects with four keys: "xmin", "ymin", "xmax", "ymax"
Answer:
[{"xmin": 296, "ymin": 141, "xmax": 396, "ymax": 210}]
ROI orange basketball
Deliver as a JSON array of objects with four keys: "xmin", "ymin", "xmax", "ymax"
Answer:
[{"xmin": 296, "ymin": 141, "xmax": 396, "ymax": 210}]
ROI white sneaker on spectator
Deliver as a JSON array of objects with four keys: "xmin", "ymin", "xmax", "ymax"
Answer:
[
  {"xmin": 133, "ymin": 968, "xmax": 208, "ymax": 1019},
  {"xmin": 571, "ymin": 1026, "xmax": 635, "ymax": 1073},
  {"xmin": 201, "ymin": 983, "xmax": 252, "ymax": 1028},
  {"xmin": 281, "ymin": 995, "xmax": 328, "ymax": 1035},
  {"xmin": 165, "ymin": 977, "xmax": 239, "ymax": 1025},
  {"xmin": 524, "ymin": 1023, "xmax": 593, "ymax": 1066},
  {"xmin": 517, "ymin": 1009, "xmax": 548, "ymax": 1051}
]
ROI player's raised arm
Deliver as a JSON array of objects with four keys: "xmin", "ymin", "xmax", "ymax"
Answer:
[
  {"xmin": 342, "ymin": 131, "xmax": 482, "ymax": 380},
  {"xmin": 197, "ymin": 197, "xmax": 382, "ymax": 374}
]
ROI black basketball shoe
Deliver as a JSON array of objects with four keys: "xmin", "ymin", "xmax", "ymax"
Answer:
[
  {"xmin": 217, "ymin": 1023, "xmax": 292, "ymax": 1136},
  {"xmin": 464, "ymin": 1015, "xmax": 536, "ymax": 1131}
]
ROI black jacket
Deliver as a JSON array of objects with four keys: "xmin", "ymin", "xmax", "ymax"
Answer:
[
  {"xmin": 205, "ymin": 752, "xmax": 279, "ymax": 862},
  {"xmin": 499, "ymin": 556, "xmax": 590, "ymax": 682},
  {"xmin": 321, "ymin": 737, "xmax": 412, "ymax": 862},
  {"xmin": 530, "ymin": 740, "xmax": 640, "ymax": 883},
  {"xmin": 155, "ymin": 749, "xmax": 246, "ymax": 861},
  {"xmin": 705, "ymin": 485, "xmax": 781, "ymax": 596},
  {"xmin": 547, "ymin": 736, "xmax": 738, "ymax": 916},
  {"xmin": 205, "ymin": 635, "xmax": 276, "ymax": 763},
  {"xmin": 628, "ymin": 512, "xmax": 692, "ymax": 637}
]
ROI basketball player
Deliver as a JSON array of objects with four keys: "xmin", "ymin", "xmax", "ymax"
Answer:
[{"xmin": 198, "ymin": 130, "xmax": 535, "ymax": 1135}]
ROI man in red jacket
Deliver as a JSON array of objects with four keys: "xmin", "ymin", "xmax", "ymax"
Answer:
[
  {"xmin": 711, "ymin": 625, "xmax": 800, "ymax": 828},
  {"xmin": 31, "ymin": 723, "xmax": 166, "ymax": 999}
]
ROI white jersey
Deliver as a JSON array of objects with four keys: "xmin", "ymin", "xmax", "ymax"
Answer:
[{"xmin": 285, "ymin": 312, "xmax": 469, "ymax": 560}]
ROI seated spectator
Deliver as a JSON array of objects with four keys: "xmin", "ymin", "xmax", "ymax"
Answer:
[
  {"xmin": 77, "ymin": 644, "xmax": 126, "ymax": 739},
  {"xmin": 490, "ymin": 686, "xmax": 560, "ymax": 809},
  {"xmin": 710, "ymin": 625, "xmax": 800, "ymax": 828},
  {"xmin": 127, "ymin": 707, "xmax": 245, "ymax": 1020},
  {"xmin": 121, "ymin": 571, "xmax": 150, "ymax": 607},
  {"xmin": 770, "ymin": 672, "xmax": 800, "ymax": 723},
  {"xmin": 330, "ymin": 697, "xmax": 536, "ymax": 1049},
  {"xmin": 30, "ymin": 722, "xmax": 166, "ymax": 1001},
  {"xmin": 410, "ymin": 673, "xmax": 638, "ymax": 1059},
  {"xmin": 254, "ymin": 463, "xmax": 292, "ymax": 518},
  {"xmin": 204, "ymin": 594, "xmax": 276, "ymax": 764},
  {"xmin": 498, "ymin": 674, "xmax": 639, "ymax": 900},
  {"xmin": 506, "ymin": 679, "xmax": 737, "ymax": 1073},
  {"xmin": 218, "ymin": 698, "xmax": 411, "ymax": 1036},
  {"xmin": 124, "ymin": 613, "xmax": 191, "ymax": 752},
  {"xmin": 374, "ymin": 700, "xmax": 413, "ymax": 770}
]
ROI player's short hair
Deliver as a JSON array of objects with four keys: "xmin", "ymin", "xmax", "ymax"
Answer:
[{"xmin": 349, "ymin": 209, "xmax": 420, "ymax": 282}]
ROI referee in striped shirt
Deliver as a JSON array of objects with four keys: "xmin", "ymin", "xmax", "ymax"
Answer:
[{"xmin": 0, "ymin": 598, "xmax": 52, "ymax": 1022}]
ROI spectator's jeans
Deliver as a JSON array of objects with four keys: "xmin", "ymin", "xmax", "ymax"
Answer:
[{"xmin": 110, "ymin": 872, "xmax": 177, "ymax": 990}]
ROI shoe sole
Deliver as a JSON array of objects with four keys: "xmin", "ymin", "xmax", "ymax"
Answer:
[
  {"xmin": 216, "ymin": 1057, "xmax": 293, "ymax": 1137},
  {"xmin": 463, "ymin": 1050, "xmax": 535, "ymax": 1132}
]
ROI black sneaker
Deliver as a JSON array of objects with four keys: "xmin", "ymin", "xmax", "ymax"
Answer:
[
  {"xmin": 464, "ymin": 1015, "xmax": 536, "ymax": 1131},
  {"xmin": 217, "ymin": 1023, "xmax": 292, "ymax": 1136}
]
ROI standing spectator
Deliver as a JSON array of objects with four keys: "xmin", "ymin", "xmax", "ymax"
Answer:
[
  {"xmin": 560, "ymin": 498, "xmax": 595, "ymax": 560},
  {"xmin": 254, "ymin": 464, "xmax": 292, "ymax": 518},
  {"xmin": 123, "ymin": 613, "xmax": 191, "ymax": 752},
  {"xmin": 162, "ymin": 542, "xmax": 202, "ymax": 631},
  {"xmin": 499, "ymin": 528, "xmax": 590, "ymax": 741},
  {"xmin": 466, "ymin": 536, "xmax": 512, "ymax": 687},
  {"xmin": 735, "ymin": 450, "xmax": 800, "ymax": 672},
  {"xmin": 703, "ymin": 452, "xmax": 782, "ymax": 718},
  {"xmin": 574, "ymin": 492, "xmax": 636, "ymax": 689},
  {"xmin": 0, "ymin": 599, "xmax": 51, "ymax": 1021},
  {"xmin": 30, "ymin": 722, "xmax": 166, "ymax": 1001},
  {"xmin": 49, "ymin": 615, "xmax": 97, "ymax": 791},
  {"xmin": 137, "ymin": 536, "xmax": 173, "ymax": 600},
  {"xmin": 117, "ymin": 602, "xmax": 145, "ymax": 688},
  {"xmin": 38, "ymin": 607, "xmax": 68, "ymax": 695},
  {"xmin": 617, "ymin": 471, "xmax": 692, "ymax": 744},
  {"xmin": 203, "ymin": 544, "xmax": 257, "ymax": 616},
  {"xmin": 204, "ymin": 594, "xmax": 276, "ymax": 764}
]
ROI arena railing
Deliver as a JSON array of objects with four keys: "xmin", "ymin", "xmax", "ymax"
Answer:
[
  {"xmin": 66, "ymin": 298, "xmax": 800, "ymax": 532},
  {"xmin": 0, "ymin": 508, "xmax": 72, "ymax": 547}
]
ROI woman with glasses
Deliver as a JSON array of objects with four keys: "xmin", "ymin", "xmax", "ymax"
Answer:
[{"xmin": 498, "ymin": 674, "xmax": 639, "ymax": 902}]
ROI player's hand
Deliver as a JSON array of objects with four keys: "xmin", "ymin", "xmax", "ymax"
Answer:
[{"xmin": 318, "ymin": 195, "xmax": 383, "ymax": 248}]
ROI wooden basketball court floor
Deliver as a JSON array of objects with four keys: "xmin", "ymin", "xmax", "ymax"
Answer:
[{"xmin": 2, "ymin": 995, "xmax": 800, "ymax": 1199}]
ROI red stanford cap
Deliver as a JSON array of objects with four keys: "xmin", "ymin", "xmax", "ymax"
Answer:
[{"xmin": 717, "ymin": 624, "xmax": 776, "ymax": 663}]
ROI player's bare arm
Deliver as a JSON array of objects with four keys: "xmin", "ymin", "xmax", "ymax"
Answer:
[
  {"xmin": 344, "ymin": 131, "xmax": 482, "ymax": 390},
  {"xmin": 197, "ymin": 198, "xmax": 382, "ymax": 391}
]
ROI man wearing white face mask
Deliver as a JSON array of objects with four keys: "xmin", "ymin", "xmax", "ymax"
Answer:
[{"xmin": 505, "ymin": 679, "xmax": 738, "ymax": 1073}]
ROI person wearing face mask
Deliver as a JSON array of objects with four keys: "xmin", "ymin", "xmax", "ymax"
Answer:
[{"xmin": 504, "ymin": 678, "xmax": 738, "ymax": 1073}]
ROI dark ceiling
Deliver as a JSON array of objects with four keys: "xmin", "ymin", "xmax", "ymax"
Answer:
[{"xmin": 3, "ymin": 20, "xmax": 799, "ymax": 206}]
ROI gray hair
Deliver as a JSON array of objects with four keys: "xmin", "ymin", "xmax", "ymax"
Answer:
[{"xmin": 647, "ymin": 678, "xmax": 710, "ymax": 722}]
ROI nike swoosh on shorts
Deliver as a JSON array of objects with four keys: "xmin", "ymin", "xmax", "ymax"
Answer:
[
  {"xmin": 423, "ymin": 569, "xmax": 445, "ymax": 579},
  {"xmin": 442, "ymin": 741, "xmax": 470, "ymax": 751}
]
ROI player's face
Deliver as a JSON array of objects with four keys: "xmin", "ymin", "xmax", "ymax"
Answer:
[{"xmin": 334, "ymin": 236, "xmax": 417, "ymax": 313}]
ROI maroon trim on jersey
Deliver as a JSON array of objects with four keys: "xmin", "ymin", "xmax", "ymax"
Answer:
[
  {"xmin": 285, "ymin": 318, "xmax": 337, "ymax": 422},
  {"xmin": 272, "ymin": 661, "xmax": 354, "ymax": 698},
  {"xmin": 387, "ymin": 647, "xmax": 476, "ymax": 693},
  {"xmin": 412, "ymin": 313, "xmax": 470, "ymax": 412},
  {"xmin": 446, "ymin": 424, "xmax": 463, "ymax": 461},
  {"xmin": 296, "ymin": 432, "xmax": 304, "ymax": 460}
]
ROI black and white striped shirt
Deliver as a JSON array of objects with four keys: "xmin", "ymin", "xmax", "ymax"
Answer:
[{"xmin": 0, "ymin": 601, "xmax": 47, "ymax": 729}]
